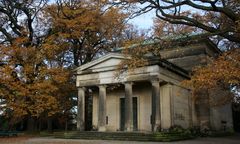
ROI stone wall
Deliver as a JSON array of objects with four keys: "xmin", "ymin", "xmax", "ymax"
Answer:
[
  {"xmin": 210, "ymin": 104, "xmax": 233, "ymax": 131},
  {"xmin": 208, "ymin": 88, "xmax": 233, "ymax": 131},
  {"xmin": 161, "ymin": 43, "xmax": 218, "ymax": 72},
  {"xmin": 171, "ymin": 85, "xmax": 191, "ymax": 129}
]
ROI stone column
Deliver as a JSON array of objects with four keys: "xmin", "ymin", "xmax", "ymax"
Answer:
[
  {"xmin": 98, "ymin": 85, "xmax": 107, "ymax": 131},
  {"xmin": 77, "ymin": 87, "xmax": 85, "ymax": 131},
  {"xmin": 151, "ymin": 80, "xmax": 161, "ymax": 131},
  {"xmin": 198, "ymin": 92, "xmax": 210, "ymax": 131},
  {"xmin": 124, "ymin": 82, "xmax": 133, "ymax": 131}
]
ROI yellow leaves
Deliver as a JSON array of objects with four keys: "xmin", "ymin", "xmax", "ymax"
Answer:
[
  {"xmin": 31, "ymin": 94, "xmax": 59, "ymax": 117},
  {"xmin": 44, "ymin": 1, "xmax": 128, "ymax": 61},
  {"xmin": 47, "ymin": 3, "xmax": 104, "ymax": 37},
  {"xmin": 0, "ymin": 35, "xmax": 72, "ymax": 119},
  {"xmin": 153, "ymin": 19, "xmax": 197, "ymax": 37},
  {"xmin": 116, "ymin": 40, "xmax": 159, "ymax": 77},
  {"xmin": 183, "ymin": 48, "xmax": 240, "ymax": 105},
  {"xmin": 32, "ymin": 2, "xmax": 130, "ymax": 82}
]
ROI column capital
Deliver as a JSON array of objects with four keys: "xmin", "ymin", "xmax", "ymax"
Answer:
[
  {"xmin": 124, "ymin": 81, "xmax": 133, "ymax": 86},
  {"xmin": 151, "ymin": 79, "xmax": 160, "ymax": 85},
  {"xmin": 78, "ymin": 87, "xmax": 86, "ymax": 91},
  {"xmin": 98, "ymin": 84, "xmax": 107, "ymax": 89}
]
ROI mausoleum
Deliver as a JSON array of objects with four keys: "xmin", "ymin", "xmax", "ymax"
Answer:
[{"xmin": 75, "ymin": 39, "xmax": 233, "ymax": 132}]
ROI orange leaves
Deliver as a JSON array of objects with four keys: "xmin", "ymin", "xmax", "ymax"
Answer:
[
  {"xmin": 44, "ymin": 1, "xmax": 128, "ymax": 66},
  {"xmin": 101, "ymin": 7, "xmax": 128, "ymax": 39},
  {"xmin": 116, "ymin": 39, "xmax": 159, "ymax": 75},
  {"xmin": 47, "ymin": 3, "xmax": 103, "ymax": 38},
  {"xmin": 183, "ymin": 48, "xmax": 240, "ymax": 105},
  {"xmin": 0, "ymin": 1, "xmax": 77, "ymax": 122},
  {"xmin": 188, "ymin": 48, "xmax": 240, "ymax": 87},
  {"xmin": 0, "ymin": 35, "xmax": 72, "ymax": 119},
  {"xmin": 153, "ymin": 18, "xmax": 198, "ymax": 37}
]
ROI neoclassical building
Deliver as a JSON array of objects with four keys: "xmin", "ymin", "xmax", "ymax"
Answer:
[{"xmin": 75, "ymin": 39, "xmax": 233, "ymax": 132}]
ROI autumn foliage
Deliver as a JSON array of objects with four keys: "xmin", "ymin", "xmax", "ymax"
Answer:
[
  {"xmin": 0, "ymin": 0, "xmax": 129, "ymax": 129},
  {"xmin": 123, "ymin": 0, "xmax": 240, "ymax": 43},
  {"xmin": 0, "ymin": 0, "xmax": 239, "ymax": 131},
  {"xmin": 0, "ymin": 36, "xmax": 72, "ymax": 122},
  {"xmin": 183, "ymin": 48, "xmax": 240, "ymax": 105},
  {"xmin": 45, "ymin": 1, "xmax": 128, "ymax": 66}
]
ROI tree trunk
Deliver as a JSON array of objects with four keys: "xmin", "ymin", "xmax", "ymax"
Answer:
[
  {"xmin": 47, "ymin": 117, "xmax": 53, "ymax": 132},
  {"xmin": 27, "ymin": 117, "xmax": 35, "ymax": 131},
  {"xmin": 65, "ymin": 120, "xmax": 68, "ymax": 131},
  {"xmin": 38, "ymin": 119, "xmax": 42, "ymax": 131}
]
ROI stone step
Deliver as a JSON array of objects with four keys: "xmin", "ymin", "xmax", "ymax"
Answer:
[
  {"xmin": 54, "ymin": 136, "xmax": 190, "ymax": 142},
  {"xmin": 41, "ymin": 131, "xmax": 193, "ymax": 142},
  {"xmin": 55, "ymin": 131, "xmax": 183, "ymax": 135}
]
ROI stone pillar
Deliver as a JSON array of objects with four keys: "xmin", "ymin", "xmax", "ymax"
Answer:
[
  {"xmin": 151, "ymin": 80, "xmax": 161, "ymax": 131},
  {"xmin": 77, "ymin": 87, "xmax": 85, "ymax": 131},
  {"xmin": 195, "ymin": 90, "xmax": 210, "ymax": 131},
  {"xmin": 98, "ymin": 85, "xmax": 107, "ymax": 131},
  {"xmin": 124, "ymin": 82, "xmax": 133, "ymax": 131}
]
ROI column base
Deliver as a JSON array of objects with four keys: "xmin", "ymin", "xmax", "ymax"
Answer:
[
  {"xmin": 77, "ymin": 121, "xmax": 85, "ymax": 131},
  {"xmin": 77, "ymin": 128, "xmax": 85, "ymax": 131},
  {"xmin": 152, "ymin": 124, "xmax": 161, "ymax": 132},
  {"xmin": 98, "ymin": 126, "xmax": 106, "ymax": 132},
  {"xmin": 125, "ymin": 126, "xmax": 133, "ymax": 132}
]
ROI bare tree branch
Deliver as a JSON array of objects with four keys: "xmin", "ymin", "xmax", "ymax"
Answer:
[{"xmin": 122, "ymin": 0, "xmax": 240, "ymax": 43}]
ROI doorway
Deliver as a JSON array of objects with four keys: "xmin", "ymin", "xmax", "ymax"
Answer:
[{"xmin": 120, "ymin": 97, "xmax": 138, "ymax": 131}]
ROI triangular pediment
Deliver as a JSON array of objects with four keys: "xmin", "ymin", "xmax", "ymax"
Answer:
[{"xmin": 75, "ymin": 53, "xmax": 129, "ymax": 73}]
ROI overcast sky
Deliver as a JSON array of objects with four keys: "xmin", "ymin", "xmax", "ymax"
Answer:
[{"xmin": 129, "ymin": 11, "xmax": 155, "ymax": 30}]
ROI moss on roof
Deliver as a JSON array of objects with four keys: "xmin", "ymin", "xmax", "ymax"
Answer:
[{"xmin": 112, "ymin": 33, "xmax": 221, "ymax": 53}]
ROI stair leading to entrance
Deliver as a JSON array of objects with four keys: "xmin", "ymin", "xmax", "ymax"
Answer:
[{"xmin": 41, "ymin": 131, "xmax": 194, "ymax": 142}]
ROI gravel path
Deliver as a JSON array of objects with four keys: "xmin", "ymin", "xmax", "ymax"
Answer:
[{"xmin": 0, "ymin": 134, "xmax": 239, "ymax": 144}]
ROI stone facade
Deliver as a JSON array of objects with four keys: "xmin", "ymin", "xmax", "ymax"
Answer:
[{"xmin": 75, "ymin": 39, "xmax": 233, "ymax": 132}]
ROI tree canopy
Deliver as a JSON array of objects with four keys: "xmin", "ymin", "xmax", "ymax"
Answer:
[
  {"xmin": 118, "ymin": 0, "xmax": 240, "ymax": 44},
  {"xmin": 0, "ymin": 0, "xmax": 73, "ymax": 124},
  {"xmin": 45, "ymin": 0, "xmax": 128, "ymax": 66},
  {"xmin": 116, "ymin": 0, "xmax": 240, "ymax": 105},
  {"xmin": 0, "ymin": 0, "xmax": 130, "ymax": 128},
  {"xmin": 183, "ymin": 48, "xmax": 240, "ymax": 105}
]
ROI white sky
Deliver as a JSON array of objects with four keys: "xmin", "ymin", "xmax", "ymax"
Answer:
[{"xmin": 129, "ymin": 11, "xmax": 155, "ymax": 30}]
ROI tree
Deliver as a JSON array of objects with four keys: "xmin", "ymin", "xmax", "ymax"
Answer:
[
  {"xmin": 0, "ymin": 0, "xmax": 49, "ymax": 44},
  {"xmin": 153, "ymin": 19, "xmax": 199, "ymax": 37},
  {"xmin": 0, "ymin": 0, "xmax": 130, "ymax": 130},
  {"xmin": 45, "ymin": 0, "xmax": 128, "ymax": 67},
  {"xmin": 115, "ymin": 0, "xmax": 240, "ymax": 106},
  {"xmin": 43, "ymin": 0, "xmax": 130, "ymax": 130},
  {"xmin": 183, "ymin": 48, "xmax": 240, "ymax": 105},
  {"xmin": 0, "ymin": 36, "xmax": 71, "ymax": 126},
  {"xmin": 0, "ymin": 0, "xmax": 74, "ymax": 130},
  {"xmin": 118, "ymin": 0, "xmax": 240, "ymax": 43}
]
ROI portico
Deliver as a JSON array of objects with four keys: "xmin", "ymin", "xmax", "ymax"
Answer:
[
  {"xmin": 75, "ymin": 53, "xmax": 192, "ymax": 132},
  {"xmin": 75, "ymin": 40, "xmax": 234, "ymax": 133}
]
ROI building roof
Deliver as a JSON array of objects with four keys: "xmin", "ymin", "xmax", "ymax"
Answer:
[
  {"xmin": 74, "ymin": 53, "xmax": 130, "ymax": 72},
  {"xmin": 112, "ymin": 34, "xmax": 221, "ymax": 55},
  {"xmin": 75, "ymin": 53, "xmax": 189, "ymax": 79},
  {"xmin": 147, "ymin": 56, "xmax": 189, "ymax": 79},
  {"xmin": 75, "ymin": 34, "xmax": 220, "ymax": 78}
]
